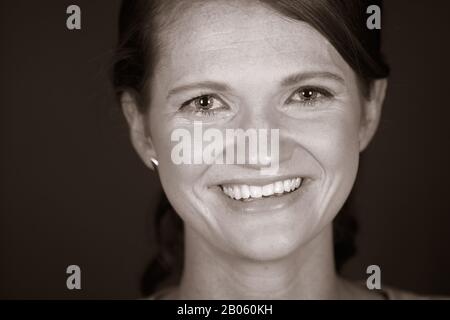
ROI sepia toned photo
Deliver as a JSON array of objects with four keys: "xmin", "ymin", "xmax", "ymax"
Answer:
[{"xmin": 1, "ymin": 0, "xmax": 450, "ymax": 303}]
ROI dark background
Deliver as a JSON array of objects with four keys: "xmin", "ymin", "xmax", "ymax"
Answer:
[{"xmin": 1, "ymin": 0, "xmax": 449, "ymax": 299}]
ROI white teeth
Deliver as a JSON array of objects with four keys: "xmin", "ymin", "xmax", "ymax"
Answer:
[
  {"xmin": 283, "ymin": 179, "xmax": 291, "ymax": 192},
  {"xmin": 241, "ymin": 185, "xmax": 250, "ymax": 199},
  {"xmin": 233, "ymin": 185, "xmax": 242, "ymax": 200},
  {"xmin": 249, "ymin": 186, "xmax": 262, "ymax": 198},
  {"xmin": 222, "ymin": 177, "xmax": 303, "ymax": 200},
  {"xmin": 262, "ymin": 183, "xmax": 274, "ymax": 196},
  {"xmin": 274, "ymin": 181, "xmax": 284, "ymax": 194},
  {"xmin": 295, "ymin": 177, "xmax": 301, "ymax": 188}
]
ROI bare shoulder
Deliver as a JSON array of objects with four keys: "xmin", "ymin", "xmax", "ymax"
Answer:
[
  {"xmin": 144, "ymin": 286, "xmax": 179, "ymax": 300},
  {"xmin": 382, "ymin": 286, "xmax": 450, "ymax": 300},
  {"xmin": 341, "ymin": 278, "xmax": 449, "ymax": 300},
  {"xmin": 339, "ymin": 278, "xmax": 386, "ymax": 299}
]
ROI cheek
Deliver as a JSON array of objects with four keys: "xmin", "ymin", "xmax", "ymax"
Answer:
[
  {"xmin": 300, "ymin": 98, "xmax": 362, "ymax": 171},
  {"xmin": 287, "ymin": 109, "xmax": 361, "ymax": 170},
  {"xmin": 316, "ymin": 113, "xmax": 360, "ymax": 171},
  {"xmin": 159, "ymin": 163, "xmax": 206, "ymax": 224},
  {"xmin": 148, "ymin": 115, "xmax": 211, "ymax": 220},
  {"xmin": 286, "ymin": 105, "xmax": 361, "ymax": 220},
  {"xmin": 150, "ymin": 119, "xmax": 199, "ymax": 189},
  {"xmin": 306, "ymin": 107, "xmax": 361, "ymax": 219}
]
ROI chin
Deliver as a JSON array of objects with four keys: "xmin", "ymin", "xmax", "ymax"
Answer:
[{"xmin": 222, "ymin": 220, "xmax": 319, "ymax": 262}]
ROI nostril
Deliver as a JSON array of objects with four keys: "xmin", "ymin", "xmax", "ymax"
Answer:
[{"xmin": 231, "ymin": 137, "xmax": 298, "ymax": 170}]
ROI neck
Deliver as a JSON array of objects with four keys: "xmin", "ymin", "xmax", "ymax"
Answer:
[{"xmin": 177, "ymin": 224, "xmax": 341, "ymax": 299}]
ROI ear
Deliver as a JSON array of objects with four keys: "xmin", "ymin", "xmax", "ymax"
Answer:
[
  {"xmin": 121, "ymin": 92, "xmax": 157, "ymax": 170},
  {"xmin": 359, "ymin": 79, "xmax": 388, "ymax": 152}
]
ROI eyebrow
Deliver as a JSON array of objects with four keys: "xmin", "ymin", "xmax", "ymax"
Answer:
[
  {"xmin": 167, "ymin": 81, "xmax": 232, "ymax": 99},
  {"xmin": 281, "ymin": 71, "xmax": 345, "ymax": 87},
  {"xmin": 167, "ymin": 71, "xmax": 345, "ymax": 99}
]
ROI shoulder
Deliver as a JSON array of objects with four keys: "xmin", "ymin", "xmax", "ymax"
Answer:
[
  {"xmin": 342, "ymin": 278, "xmax": 449, "ymax": 300},
  {"xmin": 382, "ymin": 285, "xmax": 449, "ymax": 300},
  {"xmin": 144, "ymin": 286, "xmax": 179, "ymax": 300}
]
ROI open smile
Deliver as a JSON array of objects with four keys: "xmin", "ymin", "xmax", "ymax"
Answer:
[{"xmin": 220, "ymin": 177, "xmax": 303, "ymax": 201}]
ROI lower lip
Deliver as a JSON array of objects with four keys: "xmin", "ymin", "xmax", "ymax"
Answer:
[{"xmin": 215, "ymin": 180, "xmax": 310, "ymax": 214}]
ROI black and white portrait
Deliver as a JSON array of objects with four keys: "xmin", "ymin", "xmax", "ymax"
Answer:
[{"xmin": 1, "ymin": 0, "xmax": 450, "ymax": 301}]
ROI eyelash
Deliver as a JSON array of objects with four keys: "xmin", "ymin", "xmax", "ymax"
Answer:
[
  {"xmin": 180, "ymin": 93, "xmax": 227, "ymax": 117},
  {"xmin": 288, "ymin": 86, "xmax": 333, "ymax": 107},
  {"xmin": 179, "ymin": 86, "xmax": 333, "ymax": 117}
]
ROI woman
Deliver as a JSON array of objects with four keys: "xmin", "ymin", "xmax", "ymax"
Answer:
[{"xmin": 112, "ymin": 0, "xmax": 421, "ymax": 299}]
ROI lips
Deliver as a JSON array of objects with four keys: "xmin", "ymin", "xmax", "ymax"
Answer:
[{"xmin": 221, "ymin": 177, "xmax": 303, "ymax": 201}]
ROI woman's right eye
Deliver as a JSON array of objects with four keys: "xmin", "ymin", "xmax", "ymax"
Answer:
[{"xmin": 180, "ymin": 94, "xmax": 229, "ymax": 117}]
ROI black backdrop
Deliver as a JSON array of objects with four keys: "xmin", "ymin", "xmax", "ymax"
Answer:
[{"xmin": 1, "ymin": 0, "xmax": 450, "ymax": 299}]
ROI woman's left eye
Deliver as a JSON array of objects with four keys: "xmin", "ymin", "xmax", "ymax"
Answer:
[{"xmin": 288, "ymin": 87, "xmax": 332, "ymax": 106}]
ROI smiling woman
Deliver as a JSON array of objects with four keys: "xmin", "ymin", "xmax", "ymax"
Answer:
[{"xmin": 108, "ymin": 0, "xmax": 429, "ymax": 300}]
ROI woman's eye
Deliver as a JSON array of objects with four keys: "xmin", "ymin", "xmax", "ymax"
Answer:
[
  {"xmin": 180, "ymin": 94, "xmax": 228, "ymax": 117},
  {"xmin": 289, "ymin": 87, "xmax": 332, "ymax": 106}
]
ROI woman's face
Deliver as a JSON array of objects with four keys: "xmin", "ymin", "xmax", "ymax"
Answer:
[{"xmin": 137, "ymin": 1, "xmax": 380, "ymax": 261}]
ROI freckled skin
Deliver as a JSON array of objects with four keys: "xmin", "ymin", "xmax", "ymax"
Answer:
[
  {"xmin": 126, "ymin": 1, "xmax": 386, "ymax": 299},
  {"xmin": 150, "ymin": 1, "xmax": 360, "ymax": 259}
]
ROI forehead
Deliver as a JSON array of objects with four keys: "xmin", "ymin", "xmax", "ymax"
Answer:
[{"xmin": 155, "ymin": 1, "xmax": 351, "ymax": 86}]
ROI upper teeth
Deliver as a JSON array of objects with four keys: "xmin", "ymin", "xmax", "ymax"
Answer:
[{"xmin": 221, "ymin": 178, "xmax": 302, "ymax": 200}]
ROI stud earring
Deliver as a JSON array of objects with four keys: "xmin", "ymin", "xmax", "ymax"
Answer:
[{"xmin": 150, "ymin": 158, "xmax": 159, "ymax": 167}]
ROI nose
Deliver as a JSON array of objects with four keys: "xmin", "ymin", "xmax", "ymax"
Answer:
[
  {"xmin": 228, "ymin": 108, "xmax": 295, "ymax": 171},
  {"xmin": 238, "ymin": 136, "xmax": 297, "ymax": 171}
]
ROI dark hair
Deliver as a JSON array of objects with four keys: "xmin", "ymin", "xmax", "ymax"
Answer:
[{"xmin": 112, "ymin": 0, "xmax": 390, "ymax": 295}]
